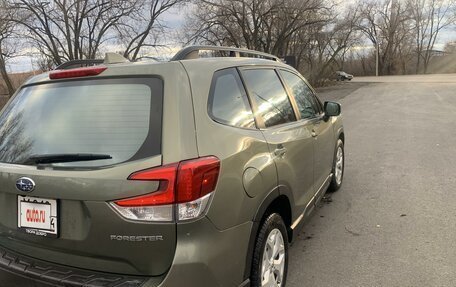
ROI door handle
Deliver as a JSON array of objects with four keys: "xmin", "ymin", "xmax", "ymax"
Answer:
[
  {"xmin": 274, "ymin": 147, "xmax": 287, "ymax": 157},
  {"xmin": 311, "ymin": 130, "xmax": 318, "ymax": 137}
]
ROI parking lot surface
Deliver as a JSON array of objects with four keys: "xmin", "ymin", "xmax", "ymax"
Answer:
[{"xmin": 288, "ymin": 74, "xmax": 456, "ymax": 286}]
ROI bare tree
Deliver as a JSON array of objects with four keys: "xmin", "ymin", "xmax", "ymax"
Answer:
[
  {"xmin": 0, "ymin": 3, "xmax": 17, "ymax": 97},
  {"xmin": 409, "ymin": 0, "xmax": 456, "ymax": 73},
  {"xmin": 185, "ymin": 0, "xmax": 330, "ymax": 56},
  {"xmin": 304, "ymin": 5, "xmax": 362, "ymax": 82},
  {"xmin": 7, "ymin": 0, "xmax": 138, "ymax": 66},
  {"xmin": 184, "ymin": 0, "xmax": 366, "ymax": 84},
  {"xmin": 357, "ymin": 0, "xmax": 414, "ymax": 75},
  {"xmin": 119, "ymin": 0, "xmax": 185, "ymax": 61}
]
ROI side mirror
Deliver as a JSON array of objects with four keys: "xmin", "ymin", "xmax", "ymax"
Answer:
[{"xmin": 324, "ymin": 101, "xmax": 341, "ymax": 117}]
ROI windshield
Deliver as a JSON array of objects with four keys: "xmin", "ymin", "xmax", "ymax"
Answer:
[{"xmin": 0, "ymin": 78, "xmax": 163, "ymax": 167}]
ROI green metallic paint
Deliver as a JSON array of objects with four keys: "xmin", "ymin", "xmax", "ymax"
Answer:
[{"xmin": 0, "ymin": 56, "xmax": 344, "ymax": 286}]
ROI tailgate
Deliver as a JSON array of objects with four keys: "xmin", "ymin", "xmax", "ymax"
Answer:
[{"xmin": 0, "ymin": 75, "xmax": 177, "ymax": 276}]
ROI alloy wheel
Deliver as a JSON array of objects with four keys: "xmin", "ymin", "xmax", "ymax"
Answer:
[{"xmin": 261, "ymin": 228, "xmax": 286, "ymax": 287}]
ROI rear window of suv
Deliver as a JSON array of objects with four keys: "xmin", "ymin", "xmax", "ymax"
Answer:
[{"xmin": 0, "ymin": 77, "xmax": 163, "ymax": 168}]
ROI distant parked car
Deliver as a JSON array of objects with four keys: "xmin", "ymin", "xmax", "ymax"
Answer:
[{"xmin": 336, "ymin": 71, "xmax": 353, "ymax": 81}]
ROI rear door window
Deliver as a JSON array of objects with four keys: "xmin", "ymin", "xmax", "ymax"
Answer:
[
  {"xmin": 0, "ymin": 78, "xmax": 163, "ymax": 167},
  {"xmin": 208, "ymin": 68, "xmax": 256, "ymax": 129},
  {"xmin": 241, "ymin": 69, "xmax": 296, "ymax": 128}
]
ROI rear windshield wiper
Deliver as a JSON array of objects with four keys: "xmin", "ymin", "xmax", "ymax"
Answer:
[{"xmin": 23, "ymin": 153, "xmax": 112, "ymax": 165}]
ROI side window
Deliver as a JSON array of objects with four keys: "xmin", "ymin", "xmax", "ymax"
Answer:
[
  {"xmin": 208, "ymin": 68, "xmax": 256, "ymax": 129},
  {"xmin": 241, "ymin": 69, "xmax": 296, "ymax": 128},
  {"xmin": 281, "ymin": 70, "xmax": 320, "ymax": 119}
]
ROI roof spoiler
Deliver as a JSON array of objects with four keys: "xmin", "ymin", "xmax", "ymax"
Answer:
[{"xmin": 55, "ymin": 53, "xmax": 129, "ymax": 70}]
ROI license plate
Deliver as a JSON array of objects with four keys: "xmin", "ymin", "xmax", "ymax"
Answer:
[{"xmin": 18, "ymin": 196, "xmax": 58, "ymax": 237}]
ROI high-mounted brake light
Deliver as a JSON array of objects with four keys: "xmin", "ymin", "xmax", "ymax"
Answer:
[
  {"xmin": 49, "ymin": 66, "xmax": 107, "ymax": 79},
  {"xmin": 110, "ymin": 156, "xmax": 220, "ymax": 222}
]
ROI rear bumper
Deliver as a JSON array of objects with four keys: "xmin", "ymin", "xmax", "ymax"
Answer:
[
  {"xmin": 0, "ymin": 218, "xmax": 253, "ymax": 287},
  {"xmin": 158, "ymin": 218, "xmax": 252, "ymax": 287},
  {"xmin": 0, "ymin": 245, "xmax": 157, "ymax": 287}
]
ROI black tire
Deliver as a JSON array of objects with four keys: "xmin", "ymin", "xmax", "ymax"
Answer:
[
  {"xmin": 251, "ymin": 213, "xmax": 289, "ymax": 287},
  {"xmin": 328, "ymin": 139, "xmax": 344, "ymax": 192}
]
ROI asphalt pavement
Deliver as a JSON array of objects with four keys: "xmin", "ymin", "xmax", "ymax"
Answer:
[
  {"xmin": 288, "ymin": 74, "xmax": 456, "ymax": 286},
  {"xmin": 1, "ymin": 74, "xmax": 455, "ymax": 287}
]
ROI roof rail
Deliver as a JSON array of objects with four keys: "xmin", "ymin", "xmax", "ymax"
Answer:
[
  {"xmin": 55, "ymin": 59, "xmax": 104, "ymax": 70},
  {"xmin": 171, "ymin": 46, "xmax": 281, "ymax": 62}
]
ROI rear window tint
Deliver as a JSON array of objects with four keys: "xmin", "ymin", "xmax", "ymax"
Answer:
[
  {"xmin": 208, "ymin": 68, "xmax": 256, "ymax": 129},
  {"xmin": 0, "ymin": 78, "xmax": 163, "ymax": 167}
]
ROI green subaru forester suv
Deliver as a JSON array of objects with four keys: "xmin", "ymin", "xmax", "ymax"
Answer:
[{"xmin": 0, "ymin": 46, "xmax": 344, "ymax": 287}]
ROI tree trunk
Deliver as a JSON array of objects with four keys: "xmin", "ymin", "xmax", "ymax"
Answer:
[
  {"xmin": 415, "ymin": 50, "xmax": 421, "ymax": 74},
  {"xmin": 0, "ymin": 51, "xmax": 15, "ymax": 97}
]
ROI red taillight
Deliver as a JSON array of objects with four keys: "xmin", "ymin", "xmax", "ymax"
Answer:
[
  {"xmin": 114, "ymin": 156, "xmax": 220, "ymax": 207},
  {"xmin": 176, "ymin": 157, "xmax": 220, "ymax": 203},
  {"xmin": 115, "ymin": 164, "xmax": 178, "ymax": 207},
  {"xmin": 49, "ymin": 66, "xmax": 107, "ymax": 79}
]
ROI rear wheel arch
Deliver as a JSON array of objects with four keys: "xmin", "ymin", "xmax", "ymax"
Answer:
[
  {"xmin": 243, "ymin": 190, "xmax": 293, "ymax": 282},
  {"xmin": 250, "ymin": 213, "xmax": 289, "ymax": 287},
  {"xmin": 339, "ymin": 131, "xmax": 345, "ymax": 143},
  {"xmin": 261, "ymin": 195, "xmax": 293, "ymax": 241}
]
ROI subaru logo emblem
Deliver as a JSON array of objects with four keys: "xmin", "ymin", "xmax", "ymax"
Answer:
[{"xmin": 16, "ymin": 177, "xmax": 35, "ymax": 192}]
